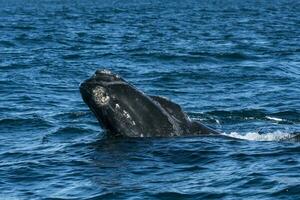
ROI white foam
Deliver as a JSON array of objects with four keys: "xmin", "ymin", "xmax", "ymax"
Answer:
[
  {"xmin": 221, "ymin": 131, "xmax": 294, "ymax": 141},
  {"xmin": 266, "ymin": 116, "xmax": 283, "ymax": 122}
]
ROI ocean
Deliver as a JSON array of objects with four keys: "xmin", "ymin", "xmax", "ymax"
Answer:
[{"xmin": 1, "ymin": 0, "xmax": 300, "ymax": 199}]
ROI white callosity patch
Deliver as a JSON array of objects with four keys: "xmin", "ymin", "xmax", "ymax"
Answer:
[
  {"xmin": 122, "ymin": 109, "xmax": 136, "ymax": 126},
  {"xmin": 98, "ymin": 69, "xmax": 120, "ymax": 78},
  {"xmin": 99, "ymin": 69, "xmax": 112, "ymax": 74},
  {"xmin": 92, "ymin": 86, "xmax": 110, "ymax": 105},
  {"xmin": 123, "ymin": 110, "xmax": 131, "ymax": 119},
  {"xmin": 114, "ymin": 103, "xmax": 136, "ymax": 126}
]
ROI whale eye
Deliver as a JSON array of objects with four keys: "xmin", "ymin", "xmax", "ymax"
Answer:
[{"xmin": 92, "ymin": 86, "xmax": 110, "ymax": 106}]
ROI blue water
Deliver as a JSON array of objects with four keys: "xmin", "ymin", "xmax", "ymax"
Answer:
[{"xmin": 1, "ymin": 0, "xmax": 300, "ymax": 199}]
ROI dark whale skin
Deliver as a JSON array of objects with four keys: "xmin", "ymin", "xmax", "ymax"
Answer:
[{"xmin": 80, "ymin": 69, "xmax": 220, "ymax": 137}]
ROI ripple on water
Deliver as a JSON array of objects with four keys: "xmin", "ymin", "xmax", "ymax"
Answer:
[
  {"xmin": 43, "ymin": 126, "xmax": 94, "ymax": 143},
  {"xmin": 0, "ymin": 117, "xmax": 53, "ymax": 129},
  {"xmin": 1, "ymin": 0, "xmax": 300, "ymax": 199}
]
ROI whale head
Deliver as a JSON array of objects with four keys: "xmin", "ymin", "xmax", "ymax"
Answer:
[
  {"xmin": 80, "ymin": 69, "xmax": 175, "ymax": 137},
  {"xmin": 80, "ymin": 69, "xmax": 122, "ymax": 107}
]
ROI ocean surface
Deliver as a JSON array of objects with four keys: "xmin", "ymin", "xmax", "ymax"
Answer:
[{"xmin": 1, "ymin": 0, "xmax": 300, "ymax": 199}]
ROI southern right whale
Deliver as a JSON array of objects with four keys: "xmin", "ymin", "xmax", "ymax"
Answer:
[
  {"xmin": 80, "ymin": 69, "xmax": 220, "ymax": 137},
  {"xmin": 80, "ymin": 69, "xmax": 300, "ymax": 141}
]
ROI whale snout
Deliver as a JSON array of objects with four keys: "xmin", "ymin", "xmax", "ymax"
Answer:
[
  {"xmin": 79, "ymin": 81, "xmax": 93, "ymax": 105},
  {"xmin": 80, "ymin": 81, "xmax": 110, "ymax": 106},
  {"xmin": 95, "ymin": 69, "xmax": 113, "ymax": 75},
  {"xmin": 94, "ymin": 69, "xmax": 121, "ymax": 83},
  {"xmin": 80, "ymin": 69, "xmax": 114, "ymax": 91},
  {"xmin": 79, "ymin": 78, "xmax": 94, "ymax": 96}
]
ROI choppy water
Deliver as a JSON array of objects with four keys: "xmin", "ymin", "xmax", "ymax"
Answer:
[{"xmin": 1, "ymin": 0, "xmax": 300, "ymax": 199}]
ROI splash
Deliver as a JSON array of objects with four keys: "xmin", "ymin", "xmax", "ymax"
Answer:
[{"xmin": 221, "ymin": 131, "xmax": 295, "ymax": 141}]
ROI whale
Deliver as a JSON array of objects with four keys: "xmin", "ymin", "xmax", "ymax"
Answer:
[{"xmin": 79, "ymin": 69, "xmax": 220, "ymax": 137}]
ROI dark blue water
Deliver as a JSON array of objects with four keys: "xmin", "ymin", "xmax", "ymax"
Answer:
[{"xmin": 1, "ymin": 0, "xmax": 300, "ymax": 199}]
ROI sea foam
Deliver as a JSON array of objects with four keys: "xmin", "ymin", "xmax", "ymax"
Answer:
[{"xmin": 221, "ymin": 131, "xmax": 295, "ymax": 141}]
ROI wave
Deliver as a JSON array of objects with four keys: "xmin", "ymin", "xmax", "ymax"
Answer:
[
  {"xmin": 222, "ymin": 131, "xmax": 299, "ymax": 142},
  {"xmin": 62, "ymin": 54, "xmax": 81, "ymax": 60},
  {"xmin": 132, "ymin": 52, "xmax": 212, "ymax": 63},
  {"xmin": 0, "ymin": 40, "xmax": 16, "ymax": 47},
  {"xmin": 49, "ymin": 126, "xmax": 87, "ymax": 135},
  {"xmin": 53, "ymin": 111, "xmax": 89, "ymax": 119},
  {"xmin": 205, "ymin": 110, "xmax": 300, "ymax": 123},
  {"xmin": 131, "ymin": 51, "xmax": 256, "ymax": 63},
  {"xmin": 42, "ymin": 126, "xmax": 97, "ymax": 144},
  {"xmin": 90, "ymin": 18, "xmax": 114, "ymax": 24},
  {"xmin": 189, "ymin": 51, "xmax": 255, "ymax": 61},
  {"xmin": 10, "ymin": 25, "xmax": 36, "ymax": 30},
  {"xmin": 0, "ymin": 117, "xmax": 52, "ymax": 128}
]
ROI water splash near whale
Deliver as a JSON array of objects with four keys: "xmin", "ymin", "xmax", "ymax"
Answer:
[{"xmin": 222, "ymin": 131, "xmax": 298, "ymax": 141}]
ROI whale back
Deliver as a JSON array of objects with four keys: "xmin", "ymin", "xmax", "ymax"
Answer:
[
  {"xmin": 150, "ymin": 95, "xmax": 220, "ymax": 135},
  {"xmin": 150, "ymin": 96, "xmax": 192, "ymax": 133},
  {"xmin": 105, "ymin": 83, "xmax": 181, "ymax": 137}
]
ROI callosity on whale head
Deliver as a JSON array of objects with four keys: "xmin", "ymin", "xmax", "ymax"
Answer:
[{"xmin": 80, "ymin": 69, "xmax": 219, "ymax": 137}]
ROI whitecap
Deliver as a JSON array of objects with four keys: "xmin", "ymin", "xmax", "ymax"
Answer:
[
  {"xmin": 266, "ymin": 116, "xmax": 284, "ymax": 122},
  {"xmin": 221, "ymin": 131, "xmax": 294, "ymax": 141}
]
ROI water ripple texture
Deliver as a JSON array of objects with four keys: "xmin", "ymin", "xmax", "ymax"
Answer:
[{"xmin": 0, "ymin": 0, "xmax": 300, "ymax": 199}]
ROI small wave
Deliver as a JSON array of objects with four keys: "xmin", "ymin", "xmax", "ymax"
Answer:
[
  {"xmin": 205, "ymin": 110, "xmax": 299, "ymax": 124},
  {"xmin": 90, "ymin": 18, "xmax": 113, "ymax": 24},
  {"xmin": 266, "ymin": 116, "xmax": 283, "ymax": 122},
  {"xmin": 11, "ymin": 25, "xmax": 36, "ymax": 30},
  {"xmin": 222, "ymin": 131, "xmax": 296, "ymax": 141},
  {"xmin": 62, "ymin": 54, "xmax": 81, "ymax": 60},
  {"xmin": 206, "ymin": 109, "xmax": 266, "ymax": 122},
  {"xmin": 269, "ymin": 111, "xmax": 300, "ymax": 123},
  {"xmin": 132, "ymin": 52, "xmax": 213, "ymax": 63},
  {"xmin": 0, "ymin": 40, "xmax": 16, "ymax": 47},
  {"xmin": 42, "ymin": 126, "xmax": 96, "ymax": 144},
  {"xmin": 150, "ymin": 191, "xmax": 194, "ymax": 199},
  {"xmin": 188, "ymin": 51, "xmax": 255, "ymax": 61},
  {"xmin": 53, "ymin": 111, "xmax": 89, "ymax": 119},
  {"xmin": 0, "ymin": 117, "xmax": 52, "ymax": 128},
  {"xmin": 215, "ymin": 52, "xmax": 252, "ymax": 60},
  {"xmin": 50, "ymin": 126, "xmax": 87, "ymax": 135}
]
